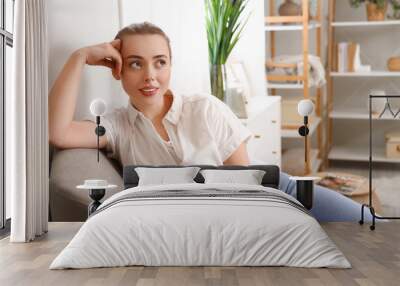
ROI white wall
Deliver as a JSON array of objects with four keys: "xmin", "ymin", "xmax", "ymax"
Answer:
[
  {"xmin": 230, "ymin": 0, "xmax": 267, "ymax": 97},
  {"xmin": 47, "ymin": 0, "xmax": 125, "ymax": 120}
]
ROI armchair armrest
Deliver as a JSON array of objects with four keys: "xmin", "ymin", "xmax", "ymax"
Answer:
[{"xmin": 49, "ymin": 148, "xmax": 123, "ymax": 221}]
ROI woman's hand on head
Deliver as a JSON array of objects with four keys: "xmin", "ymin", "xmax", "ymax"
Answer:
[{"xmin": 76, "ymin": 39, "xmax": 122, "ymax": 80}]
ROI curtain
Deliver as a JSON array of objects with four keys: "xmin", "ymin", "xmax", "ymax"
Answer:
[{"xmin": 8, "ymin": 0, "xmax": 49, "ymax": 242}]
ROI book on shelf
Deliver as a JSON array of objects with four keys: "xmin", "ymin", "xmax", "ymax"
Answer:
[
  {"xmin": 333, "ymin": 42, "xmax": 371, "ymax": 73},
  {"xmin": 347, "ymin": 43, "xmax": 357, "ymax": 72},
  {"xmin": 334, "ymin": 42, "xmax": 357, "ymax": 72}
]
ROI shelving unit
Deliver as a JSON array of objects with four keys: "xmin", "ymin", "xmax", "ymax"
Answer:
[
  {"xmin": 331, "ymin": 71, "xmax": 400, "ymax": 77},
  {"xmin": 331, "ymin": 108, "xmax": 399, "ymax": 120},
  {"xmin": 267, "ymin": 83, "xmax": 311, "ymax": 90},
  {"xmin": 326, "ymin": 0, "xmax": 400, "ymax": 165},
  {"xmin": 328, "ymin": 144, "xmax": 400, "ymax": 163},
  {"xmin": 265, "ymin": 21, "xmax": 321, "ymax": 31},
  {"xmin": 265, "ymin": 0, "xmax": 324, "ymax": 175},
  {"xmin": 332, "ymin": 20, "xmax": 400, "ymax": 27}
]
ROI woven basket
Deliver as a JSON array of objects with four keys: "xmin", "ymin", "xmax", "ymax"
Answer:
[
  {"xmin": 387, "ymin": 57, "xmax": 400, "ymax": 71},
  {"xmin": 366, "ymin": 2, "xmax": 387, "ymax": 21}
]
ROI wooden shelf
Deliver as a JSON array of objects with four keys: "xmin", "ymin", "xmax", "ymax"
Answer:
[
  {"xmin": 330, "ymin": 71, "xmax": 400, "ymax": 77},
  {"xmin": 265, "ymin": 21, "xmax": 321, "ymax": 31},
  {"xmin": 267, "ymin": 82, "xmax": 316, "ymax": 89},
  {"xmin": 282, "ymin": 117, "xmax": 321, "ymax": 138},
  {"xmin": 265, "ymin": 15, "xmax": 303, "ymax": 24},
  {"xmin": 332, "ymin": 20, "xmax": 400, "ymax": 28},
  {"xmin": 330, "ymin": 107, "xmax": 399, "ymax": 120},
  {"xmin": 328, "ymin": 145, "xmax": 400, "ymax": 163}
]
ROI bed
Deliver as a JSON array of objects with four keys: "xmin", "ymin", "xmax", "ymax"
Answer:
[{"xmin": 49, "ymin": 165, "xmax": 350, "ymax": 269}]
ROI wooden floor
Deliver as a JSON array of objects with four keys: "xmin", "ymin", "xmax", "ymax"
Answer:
[{"xmin": 0, "ymin": 222, "xmax": 399, "ymax": 286}]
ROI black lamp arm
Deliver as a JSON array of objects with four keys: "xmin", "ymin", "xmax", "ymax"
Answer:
[{"xmin": 94, "ymin": 116, "xmax": 106, "ymax": 162}]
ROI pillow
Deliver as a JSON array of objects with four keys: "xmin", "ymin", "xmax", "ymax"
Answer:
[
  {"xmin": 200, "ymin": 169, "xmax": 266, "ymax": 185},
  {"xmin": 135, "ymin": 167, "xmax": 201, "ymax": 186}
]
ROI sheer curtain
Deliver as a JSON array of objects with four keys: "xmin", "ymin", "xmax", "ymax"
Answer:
[{"xmin": 7, "ymin": 0, "xmax": 49, "ymax": 242}]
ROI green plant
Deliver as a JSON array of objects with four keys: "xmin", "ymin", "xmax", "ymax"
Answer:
[
  {"xmin": 349, "ymin": 0, "xmax": 387, "ymax": 9},
  {"xmin": 350, "ymin": 0, "xmax": 400, "ymax": 18},
  {"xmin": 389, "ymin": 0, "xmax": 400, "ymax": 18},
  {"xmin": 205, "ymin": 0, "xmax": 250, "ymax": 101},
  {"xmin": 205, "ymin": 0, "xmax": 249, "ymax": 65}
]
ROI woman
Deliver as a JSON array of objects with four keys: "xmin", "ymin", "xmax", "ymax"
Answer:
[{"xmin": 49, "ymin": 22, "xmax": 372, "ymax": 222}]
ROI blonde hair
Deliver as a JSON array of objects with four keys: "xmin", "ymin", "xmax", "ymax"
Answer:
[{"xmin": 115, "ymin": 22, "xmax": 172, "ymax": 59}]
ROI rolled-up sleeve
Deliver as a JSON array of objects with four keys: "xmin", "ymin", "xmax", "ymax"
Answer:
[{"xmin": 206, "ymin": 96, "xmax": 252, "ymax": 162}]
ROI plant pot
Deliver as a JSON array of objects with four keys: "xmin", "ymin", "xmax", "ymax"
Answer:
[
  {"xmin": 366, "ymin": 2, "xmax": 387, "ymax": 21},
  {"xmin": 278, "ymin": 0, "xmax": 301, "ymax": 16},
  {"xmin": 210, "ymin": 64, "xmax": 228, "ymax": 102}
]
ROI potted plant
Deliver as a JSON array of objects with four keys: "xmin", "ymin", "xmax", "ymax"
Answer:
[
  {"xmin": 349, "ymin": 0, "xmax": 388, "ymax": 21},
  {"xmin": 389, "ymin": 0, "xmax": 400, "ymax": 19},
  {"xmin": 205, "ymin": 0, "xmax": 249, "ymax": 102}
]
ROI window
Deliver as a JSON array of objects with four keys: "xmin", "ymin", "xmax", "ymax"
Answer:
[{"xmin": 1, "ymin": 0, "xmax": 14, "ymax": 232}]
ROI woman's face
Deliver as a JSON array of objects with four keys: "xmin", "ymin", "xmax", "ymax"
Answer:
[{"xmin": 119, "ymin": 34, "xmax": 171, "ymax": 106}]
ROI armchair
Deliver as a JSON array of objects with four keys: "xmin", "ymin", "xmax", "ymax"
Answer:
[{"xmin": 49, "ymin": 148, "xmax": 123, "ymax": 221}]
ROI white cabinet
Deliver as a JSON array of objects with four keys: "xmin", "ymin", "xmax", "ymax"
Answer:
[{"xmin": 241, "ymin": 96, "xmax": 281, "ymax": 167}]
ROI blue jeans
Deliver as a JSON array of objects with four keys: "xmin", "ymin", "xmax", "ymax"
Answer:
[{"xmin": 279, "ymin": 172, "xmax": 373, "ymax": 222}]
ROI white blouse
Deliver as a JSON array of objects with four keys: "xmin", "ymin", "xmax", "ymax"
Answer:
[{"xmin": 101, "ymin": 91, "xmax": 252, "ymax": 167}]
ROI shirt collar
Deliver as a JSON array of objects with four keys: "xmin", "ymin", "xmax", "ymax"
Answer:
[
  {"xmin": 126, "ymin": 89, "xmax": 182, "ymax": 126},
  {"xmin": 164, "ymin": 89, "xmax": 182, "ymax": 124}
]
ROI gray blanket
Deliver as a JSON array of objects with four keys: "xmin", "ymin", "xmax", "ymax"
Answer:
[{"xmin": 92, "ymin": 188, "xmax": 311, "ymax": 218}]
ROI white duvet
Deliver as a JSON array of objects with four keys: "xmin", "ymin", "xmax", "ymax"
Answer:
[{"xmin": 50, "ymin": 183, "xmax": 351, "ymax": 269}]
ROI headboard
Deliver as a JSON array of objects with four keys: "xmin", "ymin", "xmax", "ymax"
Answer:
[{"xmin": 123, "ymin": 165, "xmax": 280, "ymax": 189}]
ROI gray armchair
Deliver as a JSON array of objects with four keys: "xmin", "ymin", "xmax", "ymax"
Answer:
[{"xmin": 49, "ymin": 148, "xmax": 124, "ymax": 221}]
